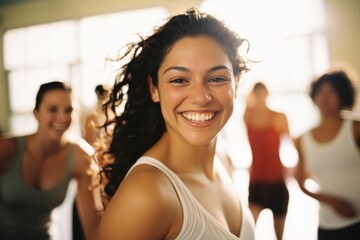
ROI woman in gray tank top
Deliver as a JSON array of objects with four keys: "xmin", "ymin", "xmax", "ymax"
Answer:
[{"xmin": 0, "ymin": 81, "xmax": 101, "ymax": 240}]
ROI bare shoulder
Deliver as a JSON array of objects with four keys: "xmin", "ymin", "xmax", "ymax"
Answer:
[
  {"xmin": 243, "ymin": 108, "xmax": 250, "ymax": 122},
  {"xmin": 118, "ymin": 164, "xmax": 177, "ymax": 206},
  {"xmin": 272, "ymin": 111, "xmax": 289, "ymax": 133},
  {"xmin": 272, "ymin": 111, "xmax": 287, "ymax": 121},
  {"xmin": 116, "ymin": 164, "xmax": 179, "ymax": 218},
  {"xmin": 99, "ymin": 164, "xmax": 180, "ymax": 239},
  {"xmin": 0, "ymin": 136, "xmax": 18, "ymax": 173},
  {"xmin": 353, "ymin": 120, "xmax": 360, "ymax": 141},
  {"xmin": 0, "ymin": 135, "xmax": 17, "ymax": 154}
]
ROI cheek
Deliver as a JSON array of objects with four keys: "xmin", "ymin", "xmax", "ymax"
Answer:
[
  {"xmin": 67, "ymin": 114, "xmax": 73, "ymax": 122},
  {"xmin": 159, "ymin": 93, "xmax": 180, "ymax": 123},
  {"xmin": 159, "ymin": 88, "xmax": 184, "ymax": 107},
  {"xmin": 37, "ymin": 114, "xmax": 52, "ymax": 127},
  {"xmin": 220, "ymin": 87, "xmax": 235, "ymax": 106},
  {"xmin": 220, "ymin": 88, "xmax": 235, "ymax": 118},
  {"xmin": 331, "ymin": 97, "xmax": 341, "ymax": 108}
]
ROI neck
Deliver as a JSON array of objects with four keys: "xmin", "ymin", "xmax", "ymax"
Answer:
[
  {"xmin": 250, "ymin": 101, "xmax": 269, "ymax": 112},
  {"xmin": 31, "ymin": 133, "xmax": 66, "ymax": 156},
  {"xmin": 319, "ymin": 113, "xmax": 342, "ymax": 127},
  {"xmin": 320, "ymin": 110, "xmax": 341, "ymax": 122},
  {"xmin": 148, "ymin": 132, "xmax": 217, "ymax": 177}
]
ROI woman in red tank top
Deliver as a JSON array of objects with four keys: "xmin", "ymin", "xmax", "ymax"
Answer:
[{"xmin": 243, "ymin": 82, "xmax": 292, "ymax": 240}]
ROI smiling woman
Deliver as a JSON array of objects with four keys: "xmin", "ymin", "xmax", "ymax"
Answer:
[
  {"xmin": 150, "ymin": 36, "xmax": 236, "ymax": 146},
  {"xmin": 0, "ymin": 81, "xmax": 101, "ymax": 240},
  {"xmin": 96, "ymin": 8, "xmax": 255, "ymax": 240}
]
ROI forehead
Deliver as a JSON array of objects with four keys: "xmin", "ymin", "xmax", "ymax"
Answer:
[
  {"xmin": 254, "ymin": 86, "xmax": 268, "ymax": 93},
  {"xmin": 40, "ymin": 89, "xmax": 72, "ymax": 106},
  {"xmin": 161, "ymin": 36, "xmax": 232, "ymax": 68},
  {"xmin": 318, "ymin": 81, "xmax": 335, "ymax": 90}
]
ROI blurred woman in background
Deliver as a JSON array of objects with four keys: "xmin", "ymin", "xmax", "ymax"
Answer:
[
  {"xmin": 295, "ymin": 70, "xmax": 360, "ymax": 240},
  {"xmin": 243, "ymin": 82, "xmax": 291, "ymax": 240},
  {"xmin": 84, "ymin": 84, "xmax": 111, "ymax": 145},
  {"xmin": 0, "ymin": 81, "xmax": 101, "ymax": 240}
]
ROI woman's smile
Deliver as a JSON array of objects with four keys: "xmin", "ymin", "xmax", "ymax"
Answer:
[{"xmin": 181, "ymin": 111, "xmax": 216, "ymax": 123}]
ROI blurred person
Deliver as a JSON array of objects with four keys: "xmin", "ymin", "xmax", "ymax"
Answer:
[
  {"xmin": 97, "ymin": 8, "xmax": 256, "ymax": 240},
  {"xmin": 75, "ymin": 84, "xmax": 112, "ymax": 239},
  {"xmin": 295, "ymin": 70, "xmax": 360, "ymax": 240},
  {"xmin": 73, "ymin": 84, "xmax": 111, "ymax": 239},
  {"xmin": 243, "ymin": 82, "xmax": 291, "ymax": 240},
  {"xmin": 84, "ymin": 84, "xmax": 111, "ymax": 145},
  {"xmin": 0, "ymin": 81, "xmax": 101, "ymax": 240}
]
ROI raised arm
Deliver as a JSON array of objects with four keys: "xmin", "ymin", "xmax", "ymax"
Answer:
[
  {"xmin": 294, "ymin": 137, "xmax": 356, "ymax": 218},
  {"xmin": 293, "ymin": 137, "xmax": 309, "ymax": 193},
  {"xmin": 74, "ymin": 143, "xmax": 102, "ymax": 240}
]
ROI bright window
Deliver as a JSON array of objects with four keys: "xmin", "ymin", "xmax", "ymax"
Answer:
[
  {"xmin": 200, "ymin": 0, "xmax": 328, "ymax": 167},
  {"xmin": 3, "ymin": 7, "xmax": 168, "ymax": 135}
]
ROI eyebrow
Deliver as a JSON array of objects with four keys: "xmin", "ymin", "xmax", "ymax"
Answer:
[{"xmin": 163, "ymin": 65, "xmax": 230, "ymax": 74}]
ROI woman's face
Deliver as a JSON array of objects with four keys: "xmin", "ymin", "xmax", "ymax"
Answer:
[
  {"xmin": 252, "ymin": 86, "xmax": 268, "ymax": 106},
  {"xmin": 314, "ymin": 81, "xmax": 341, "ymax": 114},
  {"xmin": 151, "ymin": 36, "xmax": 237, "ymax": 146},
  {"xmin": 34, "ymin": 89, "xmax": 73, "ymax": 141}
]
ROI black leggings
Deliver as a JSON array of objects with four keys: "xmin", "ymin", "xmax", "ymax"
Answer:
[
  {"xmin": 318, "ymin": 221, "xmax": 360, "ymax": 240},
  {"xmin": 248, "ymin": 181, "xmax": 289, "ymax": 216}
]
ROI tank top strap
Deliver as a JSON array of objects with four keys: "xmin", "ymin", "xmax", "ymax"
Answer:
[
  {"xmin": 128, "ymin": 157, "xmax": 187, "ymax": 195},
  {"xmin": 64, "ymin": 143, "xmax": 76, "ymax": 179},
  {"xmin": 128, "ymin": 156, "xmax": 201, "ymax": 239},
  {"xmin": 17, "ymin": 136, "xmax": 26, "ymax": 151},
  {"xmin": 340, "ymin": 119, "xmax": 352, "ymax": 135},
  {"xmin": 10, "ymin": 136, "xmax": 27, "ymax": 170},
  {"xmin": 328, "ymin": 119, "xmax": 352, "ymax": 146},
  {"xmin": 339, "ymin": 119, "xmax": 358, "ymax": 148}
]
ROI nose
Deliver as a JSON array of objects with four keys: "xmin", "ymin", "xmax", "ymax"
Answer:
[
  {"xmin": 188, "ymin": 82, "xmax": 212, "ymax": 105},
  {"xmin": 58, "ymin": 110, "xmax": 72, "ymax": 123}
]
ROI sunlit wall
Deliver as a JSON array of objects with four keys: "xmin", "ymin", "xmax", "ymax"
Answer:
[
  {"xmin": 2, "ymin": 0, "xmax": 330, "ymax": 167},
  {"xmin": 1, "ymin": 1, "xmax": 358, "ymax": 239},
  {"xmin": 3, "ymin": 7, "xmax": 169, "ymax": 136},
  {"xmin": 200, "ymin": 0, "xmax": 328, "ymax": 168}
]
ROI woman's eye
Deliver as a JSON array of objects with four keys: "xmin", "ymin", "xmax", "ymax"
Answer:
[
  {"xmin": 66, "ymin": 107, "xmax": 73, "ymax": 114},
  {"xmin": 169, "ymin": 78, "xmax": 188, "ymax": 85},
  {"xmin": 49, "ymin": 107, "xmax": 57, "ymax": 113},
  {"xmin": 208, "ymin": 77, "xmax": 229, "ymax": 83}
]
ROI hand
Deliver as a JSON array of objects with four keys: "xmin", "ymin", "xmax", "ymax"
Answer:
[{"xmin": 327, "ymin": 196, "xmax": 356, "ymax": 218}]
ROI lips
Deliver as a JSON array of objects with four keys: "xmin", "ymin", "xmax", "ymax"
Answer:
[
  {"xmin": 52, "ymin": 123, "xmax": 67, "ymax": 131},
  {"xmin": 181, "ymin": 112, "xmax": 215, "ymax": 123}
]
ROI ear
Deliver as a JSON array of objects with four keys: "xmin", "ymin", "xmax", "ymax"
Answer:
[{"xmin": 148, "ymin": 76, "xmax": 160, "ymax": 103}]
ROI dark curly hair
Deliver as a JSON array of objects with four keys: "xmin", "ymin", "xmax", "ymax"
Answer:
[
  {"xmin": 99, "ymin": 8, "xmax": 250, "ymax": 197},
  {"xmin": 310, "ymin": 70, "xmax": 356, "ymax": 110}
]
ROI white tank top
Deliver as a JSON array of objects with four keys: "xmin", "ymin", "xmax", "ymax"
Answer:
[
  {"xmin": 301, "ymin": 119, "xmax": 360, "ymax": 228},
  {"xmin": 128, "ymin": 156, "xmax": 255, "ymax": 240}
]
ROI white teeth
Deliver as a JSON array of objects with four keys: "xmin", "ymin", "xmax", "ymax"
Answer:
[
  {"xmin": 52, "ymin": 123, "xmax": 66, "ymax": 131},
  {"xmin": 182, "ymin": 112, "xmax": 215, "ymax": 123}
]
